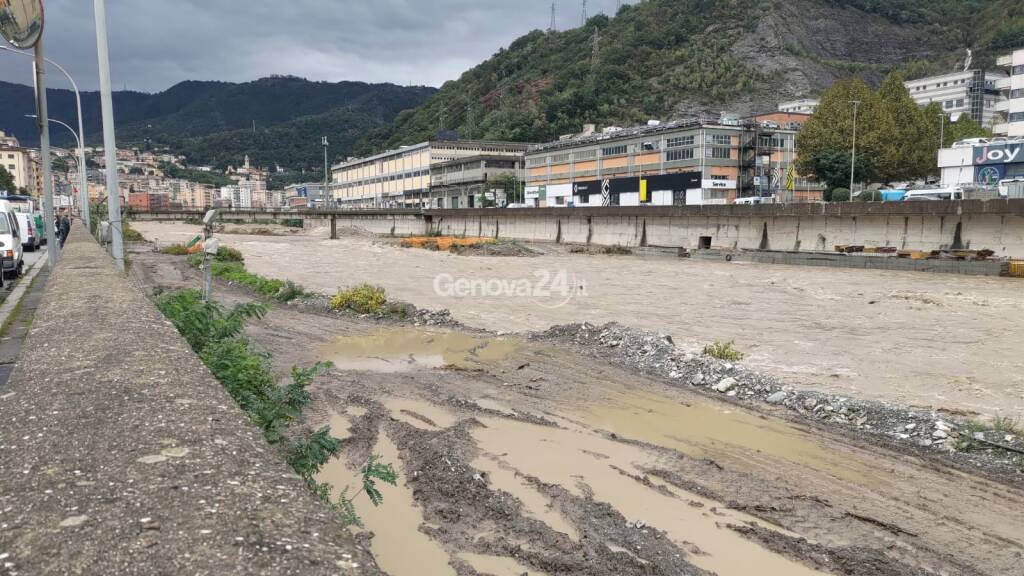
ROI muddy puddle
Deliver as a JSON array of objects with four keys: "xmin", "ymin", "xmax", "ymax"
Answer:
[
  {"xmin": 370, "ymin": 396, "xmax": 825, "ymax": 575},
  {"xmin": 576, "ymin": 388, "xmax": 876, "ymax": 485},
  {"xmin": 316, "ymin": 426, "xmax": 456, "ymax": 576},
  {"xmin": 316, "ymin": 327, "xmax": 519, "ymax": 372},
  {"xmin": 471, "ymin": 413, "xmax": 827, "ymax": 576}
]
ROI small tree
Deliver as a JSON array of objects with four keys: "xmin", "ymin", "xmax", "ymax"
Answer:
[
  {"xmin": 830, "ymin": 188, "xmax": 851, "ymax": 202},
  {"xmin": 490, "ymin": 173, "xmax": 522, "ymax": 205},
  {"xmin": 806, "ymin": 150, "xmax": 872, "ymax": 192},
  {"xmin": 0, "ymin": 166, "xmax": 16, "ymax": 193}
]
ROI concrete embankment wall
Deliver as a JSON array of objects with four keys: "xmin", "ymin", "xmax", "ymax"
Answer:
[
  {"xmin": 0, "ymin": 227, "xmax": 376, "ymax": 575},
  {"xmin": 131, "ymin": 200, "xmax": 1024, "ymax": 258},
  {"xmin": 422, "ymin": 200, "xmax": 1024, "ymax": 258}
]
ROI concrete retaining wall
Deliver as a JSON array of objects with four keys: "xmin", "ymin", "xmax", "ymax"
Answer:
[
  {"xmin": 0, "ymin": 227, "xmax": 377, "ymax": 575},
  {"xmin": 422, "ymin": 201, "xmax": 1024, "ymax": 258},
  {"xmin": 733, "ymin": 251, "xmax": 1007, "ymax": 276},
  {"xmin": 131, "ymin": 200, "xmax": 1024, "ymax": 258}
]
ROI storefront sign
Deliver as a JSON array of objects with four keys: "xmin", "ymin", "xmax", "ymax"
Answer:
[
  {"xmin": 702, "ymin": 179, "xmax": 736, "ymax": 189},
  {"xmin": 975, "ymin": 145, "xmax": 1023, "ymax": 165}
]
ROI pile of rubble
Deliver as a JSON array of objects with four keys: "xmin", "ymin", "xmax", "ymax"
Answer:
[{"xmin": 537, "ymin": 322, "xmax": 1023, "ymax": 474}]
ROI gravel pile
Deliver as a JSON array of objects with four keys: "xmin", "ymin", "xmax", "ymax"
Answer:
[{"xmin": 536, "ymin": 322, "xmax": 1024, "ymax": 476}]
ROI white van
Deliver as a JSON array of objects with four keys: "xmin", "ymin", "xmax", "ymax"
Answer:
[
  {"xmin": 14, "ymin": 212, "xmax": 40, "ymax": 252},
  {"xmin": 0, "ymin": 200, "xmax": 25, "ymax": 279}
]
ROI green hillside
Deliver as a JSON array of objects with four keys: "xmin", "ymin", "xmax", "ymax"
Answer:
[{"xmin": 359, "ymin": 0, "xmax": 1024, "ymax": 153}]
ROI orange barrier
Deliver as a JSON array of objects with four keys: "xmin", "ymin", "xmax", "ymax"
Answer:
[{"xmin": 400, "ymin": 236, "xmax": 496, "ymax": 251}]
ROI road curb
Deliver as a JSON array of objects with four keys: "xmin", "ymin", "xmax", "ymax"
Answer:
[{"xmin": 0, "ymin": 252, "xmax": 47, "ymax": 330}]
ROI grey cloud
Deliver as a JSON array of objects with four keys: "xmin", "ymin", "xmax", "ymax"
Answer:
[{"xmin": 0, "ymin": 0, "xmax": 627, "ymax": 93}]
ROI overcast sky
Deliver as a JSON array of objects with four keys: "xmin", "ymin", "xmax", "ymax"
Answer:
[{"xmin": 0, "ymin": 0, "xmax": 629, "ymax": 93}]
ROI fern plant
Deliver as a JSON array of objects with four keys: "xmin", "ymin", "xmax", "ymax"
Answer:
[{"xmin": 335, "ymin": 455, "xmax": 398, "ymax": 527}]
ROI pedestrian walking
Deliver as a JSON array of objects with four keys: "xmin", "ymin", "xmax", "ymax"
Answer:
[{"xmin": 59, "ymin": 212, "xmax": 71, "ymax": 249}]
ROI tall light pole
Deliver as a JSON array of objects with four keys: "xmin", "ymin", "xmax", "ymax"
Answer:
[
  {"xmin": 24, "ymin": 115, "xmax": 88, "ymax": 224},
  {"xmin": 0, "ymin": 0, "xmax": 57, "ymax": 267},
  {"xmin": 94, "ymin": 0, "xmax": 125, "ymax": 270},
  {"xmin": 322, "ymin": 136, "xmax": 330, "ymax": 209},
  {"xmin": 849, "ymin": 100, "xmax": 861, "ymax": 201},
  {"xmin": 1, "ymin": 46, "xmax": 91, "ymax": 229}
]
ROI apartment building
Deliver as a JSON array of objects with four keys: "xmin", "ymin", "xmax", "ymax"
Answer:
[
  {"xmin": 330, "ymin": 141, "xmax": 529, "ymax": 208},
  {"xmin": 994, "ymin": 48, "xmax": 1024, "ymax": 137},
  {"xmin": 0, "ymin": 131, "xmax": 36, "ymax": 194},
  {"xmin": 429, "ymin": 155, "xmax": 525, "ymax": 208},
  {"xmin": 525, "ymin": 116, "xmax": 819, "ymax": 207}
]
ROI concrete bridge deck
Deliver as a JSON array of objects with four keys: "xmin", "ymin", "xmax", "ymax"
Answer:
[{"xmin": 0, "ymin": 227, "xmax": 377, "ymax": 575}]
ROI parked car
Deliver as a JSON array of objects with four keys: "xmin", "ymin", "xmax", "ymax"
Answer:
[
  {"xmin": 0, "ymin": 201, "xmax": 24, "ymax": 279},
  {"xmin": 14, "ymin": 212, "xmax": 40, "ymax": 252}
]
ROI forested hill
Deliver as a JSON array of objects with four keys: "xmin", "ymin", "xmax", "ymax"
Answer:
[
  {"xmin": 0, "ymin": 76, "xmax": 436, "ymax": 169},
  {"xmin": 358, "ymin": 0, "xmax": 1024, "ymax": 153}
]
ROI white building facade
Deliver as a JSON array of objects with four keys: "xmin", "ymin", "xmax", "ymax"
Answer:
[
  {"xmin": 904, "ymin": 70, "xmax": 1003, "ymax": 128},
  {"xmin": 778, "ymin": 99, "xmax": 819, "ymax": 115},
  {"xmin": 994, "ymin": 48, "xmax": 1024, "ymax": 138}
]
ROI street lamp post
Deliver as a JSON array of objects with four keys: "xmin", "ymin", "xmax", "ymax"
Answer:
[
  {"xmin": 2, "ymin": 0, "xmax": 57, "ymax": 266},
  {"xmin": 938, "ymin": 113, "xmax": 946, "ymax": 149},
  {"xmin": 849, "ymin": 100, "xmax": 861, "ymax": 201},
  {"xmin": 322, "ymin": 136, "xmax": 330, "ymax": 209},
  {"xmin": 26, "ymin": 115, "xmax": 83, "ymax": 225},
  {"xmin": 94, "ymin": 0, "xmax": 125, "ymax": 271},
  {"xmin": 1, "ymin": 46, "xmax": 91, "ymax": 236}
]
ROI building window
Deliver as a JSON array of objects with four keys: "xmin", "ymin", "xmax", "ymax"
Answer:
[
  {"xmin": 1010, "ymin": 88, "xmax": 1024, "ymax": 99},
  {"xmin": 955, "ymin": 99, "xmax": 964, "ymax": 108},
  {"xmin": 711, "ymin": 134, "xmax": 731, "ymax": 145},
  {"xmin": 707, "ymin": 147, "xmax": 731, "ymax": 159},
  {"xmin": 666, "ymin": 136, "xmax": 695, "ymax": 148},
  {"xmin": 574, "ymin": 149, "xmax": 596, "ymax": 161},
  {"xmin": 641, "ymin": 141, "xmax": 659, "ymax": 151},
  {"xmin": 601, "ymin": 145, "xmax": 627, "ymax": 157},
  {"xmin": 551, "ymin": 153, "xmax": 570, "ymax": 164},
  {"xmin": 666, "ymin": 149, "xmax": 694, "ymax": 161},
  {"xmin": 526, "ymin": 156, "xmax": 546, "ymax": 167},
  {"xmin": 1009, "ymin": 112, "xmax": 1024, "ymax": 123},
  {"xmin": 1013, "ymin": 65, "xmax": 1024, "ymax": 76}
]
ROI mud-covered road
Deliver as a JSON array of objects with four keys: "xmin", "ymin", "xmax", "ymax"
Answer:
[
  {"xmin": 132, "ymin": 221, "xmax": 1024, "ymax": 420},
  {"xmin": 129, "ymin": 244, "xmax": 1024, "ymax": 576}
]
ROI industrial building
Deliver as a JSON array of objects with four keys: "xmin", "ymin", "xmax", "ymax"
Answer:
[
  {"xmin": 429, "ymin": 155, "xmax": 525, "ymax": 208},
  {"xmin": 329, "ymin": 141, "xmax": 528, "ymax": 208},
  {"xmin": 524, "ymin": 115, "xmax": 822, "ymax": 208}
]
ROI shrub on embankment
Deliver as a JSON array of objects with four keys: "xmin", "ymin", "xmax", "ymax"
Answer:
[
  {"xmin": 155, "ymin": 289, "xmax": 396, "ymax": 526},
  {"xmin": 174, "ymin": 247, "xmax": 306, "ymax": 303}
]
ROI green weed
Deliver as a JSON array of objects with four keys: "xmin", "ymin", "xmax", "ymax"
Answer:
[
  {"xmin": 155, "ymin": 288, "xmax": 397, "ymax": 523},
  {"xmin": 331, "ymin": 284, "xmax": 387, "ymax": 314},
  {"xmin": 160, "ymin": 244, "xmax": 190, "ymax": 256},
  {"xmin": 703, "ymin": 340, "xmax": 744, "ymax": 361}
]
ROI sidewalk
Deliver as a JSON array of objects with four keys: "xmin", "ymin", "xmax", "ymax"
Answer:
[{"xmin": 0, "ymin": 253, "xmax": 49, "ymax": 387}]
